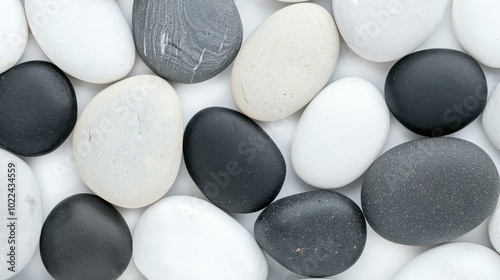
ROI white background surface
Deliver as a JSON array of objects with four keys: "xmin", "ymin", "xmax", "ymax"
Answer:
[{"xmin": 9, "ymin": 0, "xmax": 500, "ymax": 279}]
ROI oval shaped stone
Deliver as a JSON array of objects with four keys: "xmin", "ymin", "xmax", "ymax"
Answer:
[
  {"xmin": 489, "ymin": 197, "xmax": 500, "ymax": 254},
  {"xmin": 362, "ymin": 137, "xmax": 500, "ymax": 246},
  {"xmin": 184, "ymin": 107, "xmax": 285, "ymax": 213},
  {"xmin": 0, "ymin": 149, "xmax": 43, "ymax": 279},
  {"xmin": 385, "ymin": 49, "xmax": 487, "ymax": 137},
  {"xmin": 25, "ymin": 0, "xmax": 135, "ymax": 84},
  {"xmin": 332, "ymin": 0, "xmax": 447, "ymax": 62},
  {"xmin": 483, "ymin": 84, "xmax": 500, "ymax": 149},
  {"xmin": 393, "ymin": 242, "xmax": 500, "ymax": 280},
  {"xmin": 73, "ymin": 75, "xmax": 182, "ymax": 208},
  {"xmin": 40, "ymin": 194, "xmax": 132, "ymax": 280},
  {"xmin": 133, "ymin": 196, "xmax": 268, "ymax": 280},
  {"xmin": 0, "ymin": 0, "xmax": 28, "ymax": 74},
  {"xmin": 231, "ymin": 3, "xmax": 340, "ymax": 121},
  {"xmin": 133, "ymin": 0, "xmax": 243, "ymax": 84},
  {"xmin": 0, "ymin": 61, "xmax": 77, "ymax": 157},
  {"xmin": 254, "ymin": 190, "xmax": 367, "ymax": 277},
  {"xmin": 452, "ymin": 0, "xmax": 500, "ymax": 68},
  {"xmin": 292, "ymin": 77, "xmax": 390, "ymax": 189}
]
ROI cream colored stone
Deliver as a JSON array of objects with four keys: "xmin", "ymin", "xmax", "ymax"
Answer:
[{"xmin": 0, "ymin": 0, "xmax": 28, "ymax": 74}]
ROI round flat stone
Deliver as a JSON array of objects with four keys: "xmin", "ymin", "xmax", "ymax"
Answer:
[
  {"xmin": 25, "ymin": 0, "xmax": 135, "ymax": 84},
  {"xmin": 0, "ymin": 61, "xmax": 77, "ymax": 157},
  {"xmin": 133, "ymin": 196, "xmax": 268, "ymax": 280},
  {"xmin": 254, "ymin": 190, "xmax": 366, "ymax": 277},
  {"xmin": 482, "ymin": 83, "xmax": 500, "ymax": 149},
  {"xmin": 393, "ymin": 243, "xmax": 500, "ymax": 280},
  {"xmin": 489, "ymin": 197, "xmax": 500, "ymax": 254},
  {"xmin": 231, "ymin": 3, "xmax": 340, "ymax": 121},
  {"xmin": 332, "ymin": 0, "xmax": 447, "ymax": 62},
  {"xmin": 452, "ymin": 0, "xmax": 500, "ymax": 68},
  {"xmin": 0, "ymin": 0, "xmax": 28, "ymax": 74},
  {"xmin": 184, "ymin": 107, "xmax": 285, "ymax": 213},
  {"xmin": 0, "ymin": 149, "xmax": 43, "ymax": 279},
  {"xmin": 73, "ymin": 75, "xmax": 182, "ymax": 208},
  {"xmin": 362, "ymin": 137, "xmax": 500, "ymax": 246},
  {"xmin": 291, "ymin": 77, "xmax": 390, "ymax": 189},
  {"xmin": 133, "ymin": 0, "xmax": 243, "ymax": 84},
  {"xmin": 40, "ymin": 194, "xmax": 132, "ymax": 280},
  {"xmin": 385, "ymin": 49, "xmax": 487, "ymax": 136}
]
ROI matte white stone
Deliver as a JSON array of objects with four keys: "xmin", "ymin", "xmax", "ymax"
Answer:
[
  {"xmin": 392, "ymin": 242, "xmax": 500, "ymax": 280},
  {"xmin": 25, "ymin": 0, "xmax": 135, "ymax": 84},
  {"xmin": 292, "ymin": 77, "xmax": 390, "ymax": 189},
  {"xmin": 133, "ymin": 196, "xmax": 268, "ymax": 280},
  {"xmin": 0, "ymin": 149, "xmax": 43, "ymax": 280},
  {"xmin": 332, "ymin": 0, "xmax": 447, "ymax": 62},
  {"xmin": 483, "ymin": 84, "xmax": 500, "ymax": 150},
  {"xmin": 231, "ymin": 3, "xmax": 339, "ymax": 121},
  {"xmin": 0, "ymin": 0, "xmax": 28, "ymax": 74},
  {"xmin": 489, "ymin": 198, "xmax": 500, "ymax": 253},
  {"xmin": 452, "ymin": 0, "xmax": 500, "ymax": 68},
  {"xmin": 73, "ymin": 75, "xmax": 182, "ymax": 208}
]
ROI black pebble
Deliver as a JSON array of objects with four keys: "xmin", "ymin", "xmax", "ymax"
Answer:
[
  {"xmin": 385, "ymin": 48, "xmax": 487, "ymax": 137},
  {"xmin": 40, "ymin": 194, "xmax": 132, "ymax": 280},
  {"xmin": 254, "ymin": 190, "xmax": 367, "ymax": 277},
  {"xmin": 0, "ymin": 61, "xmax": 77, "ymax": 156},
  {"xmin": 183, "ymin": 107, "xmax": 285, "ymax": 213},
  {"xmin": 362, "ymin": 137, "xmax": 500, "ymax": 246}
]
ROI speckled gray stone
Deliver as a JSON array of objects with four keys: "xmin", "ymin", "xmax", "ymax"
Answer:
[
  {"xmin": 132, "ymin": 0, "xmax": 243, "ymax": 84},
  {"xmin": 254, "ymin": 190, "xmax": 366, "ymax": 277},
  {"xmin": 362, "ymin": 137, "xmax": 500, "ymax": 246}
]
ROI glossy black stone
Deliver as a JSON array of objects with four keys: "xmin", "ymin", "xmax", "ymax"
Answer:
[
  {"xmin": 183, "ymin": 107, "xmax": 285, "ymax": 213},
  {"xmin": 362, "ymin": 137, "xmax": 500, "ymax": 246},
  {"xmin": 40, "ymin": 194, "xmax": 132, "ymax": 280},
  {"xmin": 254, "ymin": 190, "xmax": 367, "ymax": 277},
  {"xmin": 0, "ymin": 61, "xmax": 77, "ymax": 156},
  {"xmin": 385, "ymin": 48, "xmax": 487, "ymax": 137}
]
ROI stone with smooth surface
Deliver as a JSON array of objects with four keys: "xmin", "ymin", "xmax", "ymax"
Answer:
[
  {"xmin": 40, "ymin": 194, "xmax": 132, "ymax": 280},
  {"xmin": 385, "ymin": 49, "xmax": 487, "ymax": 137},
  {"xmin": 184, "ymin": 107, "xmax": 285, "ymax": 213},
  {"xmin": 332, "ymin": 0, "xmax": 447, "ymax": 62},
  {"xmin": 489, "ymin": 197, "xmax": 500, "ymax": 254},
  {"xmin": 483, "ymin": 84, "xmax": 500, "ymax": 149},
  {"xmin": 0, "ymin": 0, "xmax": 28, "ymax": 74},
  {"xmin": 232, "ymin": 3, "xmax": 339, "ymax": 121},
  {"xmin": 392, "ymin": 242, "xmax": 500, "ymax": 280},
  {"xmin": 362, "ymin": 137, "xmax": 500, "ymax": 246},
  {"xmin": 292, "ymin": 77, "xmax": 390, "ymax": 189},
  {"xmin": 255, "ymin": 190, "xmax": 366, "ymax": 277},
  {"xmin": 133, "ymin": 0, "xmax": 243, "ymax": 84},
  {"xmin": 452, "ymin": 0, "xmax": 500, "ymax": 68},
  {"xmin": 0, "ymin": 149, "xmax": 42, "ymax": 280},
  {"xmin": 134, "ymin": 196, "xmax": 268, "ymax": 280},
  {"xmin": 0, "ymin": 61, "xmax": 77, "ymax": 157},
  {"xmin": 73, "ymin": 75, "xmax": 182, "ymax": 208},
  {"xmin": 25, "ymin": 0, "xmax": 135, "ymax": 84}
]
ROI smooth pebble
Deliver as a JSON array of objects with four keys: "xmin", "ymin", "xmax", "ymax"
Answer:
[
  {"xmin": 362, "ymin": 137, "xmax": 500, "ymax": 246},
  {"xmin": 231, "ymin": 3, "xmax": 339, "ymax": 121},
  {"xmin": 25, "ymin": 0, "xmax": 135, "ymax": 84},
  {"xmin": 452, "ymin": 0, "xmax": 500, "ymax": 68},
  {"xmin": 0, "ymin": 61, "xmax": 77, "ymax": 157},
  {"xmin": 489, "ymin": 197, "xmax": 500, "ymax": 254},
  {"xmin": 183, "ymin": 107, "xmax": 285, "ymax": 213},
  {"xmin": 292, "ymin": 77, "xmax": 390, "ymax": 189},
  {"xmin": 332, "ymin": 0, "xmax": 447, "ymax": 62},
  {"xmin": 0, "ymin": 0, "xmax": 28, "ymax": 74},
  {"xmin": 254, "ymin": 190, "xmax": 366, "ymax": 277},
  {"xmin": 385, "ymin": 49, "xmax": 487, "ymax": 137},
  {"xmin": 483, "ymin": 83, "xmax": 500, "ymax": 149},
  {"xmin": 73, "ymin": 75, "xmax": 182, "ymax": 208},
  {"xmin": 133, "ymin": 196, "xmax": 268, "ymax": 280},
  {"xmin": 0, "ymin": 149, "xmax": 42, "ymax": 280},
  {"xmin": 133, "ymin": 0, "xmax": 243, "ymax": 83},
  {"xmin": 40, "ymin": 194, "xmax": 132, "ymax": 280},
  {"xmin": 392, "ymin": 242, "xmax": 500, "ymax": 280}
]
